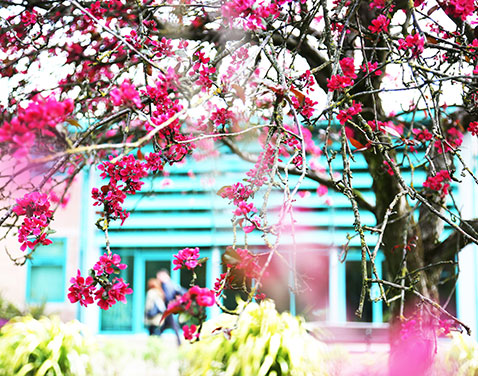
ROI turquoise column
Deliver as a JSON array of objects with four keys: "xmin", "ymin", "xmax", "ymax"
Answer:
[{"xmin": 371, "ymin": 253, "xmax": 383, "ymax": 323}]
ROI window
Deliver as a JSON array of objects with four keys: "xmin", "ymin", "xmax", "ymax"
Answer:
[
  {"xmin": 26, "ymin": 238, "xmax": 67, "ymax": 303},
  {"xmin": 100, "ymin": 250, "xmax": 134, "ymax": 332}
]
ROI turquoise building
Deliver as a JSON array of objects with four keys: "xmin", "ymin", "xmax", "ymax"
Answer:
[{"xmin": 20, "ymin": 134, "xmax": 478, "ymax": 339}]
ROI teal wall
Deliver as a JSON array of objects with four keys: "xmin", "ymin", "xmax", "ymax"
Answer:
[{"xmin": 80, "ymin": 146, "xmax": 457, "ymax": 333}]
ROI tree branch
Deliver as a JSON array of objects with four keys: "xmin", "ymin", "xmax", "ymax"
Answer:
[
  {"xmin": 221, "ymin": 138, "xmax": 376, "ymax": 213},
  {"xmin": 428, "ymin": 219, "xmax": 478, "ymax": 264}
]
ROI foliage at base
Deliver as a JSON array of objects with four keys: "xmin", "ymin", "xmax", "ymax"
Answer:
[
  {"xmin": 180, "ymin": 299, "xmax": 331, "ymax": 376},
  {"xmin": 0, "ymin": 316, "xmax": 95, "ymax": 376}
]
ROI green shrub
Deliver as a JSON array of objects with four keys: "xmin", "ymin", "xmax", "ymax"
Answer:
[
  {"xmin": 0, "ymin": 293, "xmax": 48, "ymax": 321},
  {"xmin": 441, "ymin": 332, "xmax": 478, "ymax": 376},
  {"xmin": 180, "ymin": 300, "xmax": 330, "ymax": 376},
  {"xmin": 0, "ymin": 294, "xmax": 22, "ymax": 321},
  {"xmin": 0, "ymin": 315, "xmax": 95, "ymax": 376}
]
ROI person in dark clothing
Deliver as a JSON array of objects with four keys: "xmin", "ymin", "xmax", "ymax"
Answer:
[{"xmin": 156, "ymin": 269, "xmax": 186, "ymax": 344}]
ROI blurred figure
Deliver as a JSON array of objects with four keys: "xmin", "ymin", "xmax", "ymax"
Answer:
[
  {"xmin": 144, "ymin": 278, "xmax": 166, "ymax": 336},
  {"xmin": 156, "ymin": 269, "xmax": 185, "ymax": 344}
]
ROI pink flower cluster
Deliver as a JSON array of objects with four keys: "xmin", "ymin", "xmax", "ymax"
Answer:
[
  {"xmin": 234, "ymin": 201, "xmax": 258, "ymax": 217},
  {"xmin": 92, "ymin": 151, "xmax": 170, "ymax": 225},
  {"xmin": 221, "ymin": 0, "xmax": 280, "ymax": 30},
  {"xmin": 369, "ymin": 0, "xmax": 385, "ymax": 9},
  {"xmin": 211, "ymin": 107, "xmax": 236, "ymax": 128},
  {"xmin": 229, "ymin": 247, "xmax": 262, "ymax": 279},
  {"xmin": 423, "ymin": 170, "xmax": 451, "ymax": 197},
  {"xmin": 92, "ymin": 154, "xmax": 151, "ymax": 224},
  {"xmin": 297, "ymin": 70, "xmax": 316, "ymax": 93},
  {"xmin": 68, "ymin": 253, "xmax": 132, "ymax": 310},
  {"xmin": 68, "ymin": 270, "xmax": 95, "ymax": 307},
  {"xmin": 412, "ymin": 128, "xmax": 433, "ymax": 143},
  {"xmin": 290, "ymin": 96, "xmax": 317, "ymax": 119},
  {"xmin": 468, "ymin": 121, "xmax": 478, "ymax": 136},
  {"xmin": 327, "ymin": 57, "xmax": 356, "ymax": 92},
  {"xmin": 143, "ymin": 69, "xmax": 194, "ymax": 164},
  {"xmin": 173, "ymin": 247, "xmax": 201, "ymax": 270},
  {"xmin": 111, "ymin": 80, "xmax": 142, "ymax": 108},
  {"xmin": 151, "ymin": 37, "xmax": 175, "ymax": 58},
  {"xmin": 13, "ymin": 192, "xmax": 53, "ymax": 251},
  {"xmin": 340, "ymin": 57, "xmax": 357, "ymax": 79},
  {"xmin": 190, "ymin": 50, "xmax": 216, "ymax": 92},
  {"xmin": 434, "ymin": 128, "xmax": 463, "ymax": 153},
  {"xmin": 182, "ymin": 324, "xmax": 199, "ymax": 340},
  {"xmin": 246, "ymin": 144, "xmax": 274, "ymax": 187},
  {"xmin": 162, "ymin": 285, "xmax": 216, "ymax": 340},
  {"xmin": 442, "ymin": 0, "xmax": 476, "ymax": 20},
  {"xmin": 21, "ymin": 10, "xmax": 38, "ymax": 26},
  {"xmin": 361, "ymin": 61, "xmax": 382, "ymax": 76},
  {"xmin": 0, "ymin": 95, "xmax": 74, "ymax": 158},
  {"xmin": 327, "ymin": 74, "xmax": 353, "ymax": 92},
  {"xmin": 368, "ymin": 14, "xmax": 390, "ymax": 34},
  {"xmin": 337, "ymin": 100, "xmax": 362, "ymax": 125},
  {"xmin": 398, "ymin": 34, "xmax": 425, "ymax": 58},
  {"xmin": 93, "ymin": 252, "xmax": 127, "ymax": 275},
  {"xmin": 213, "ymin": 272, "xmax": 234, "ymax": 296},
  {"xmin": 164, "ymin": 285, "xmax": 216, "ymax": 340},
  {"xmin": 219, "ymin": 182, "xmax": 253, "ymax": 205}
]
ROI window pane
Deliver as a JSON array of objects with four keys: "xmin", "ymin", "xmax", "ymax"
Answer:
[
  {"xmin": 346, "ymin": 261, "xmax": 373, "ymax": 322},
  {"xmin": 181, "ymin": 263, "xmax": 206, "ymax": 290},
  {"xmin": 221, "ymin": 264, "xmax": 250, "ymax": 311},
  {"xmin": 29, "ymin": 265, "xmax": 64, "ymax": 302}
]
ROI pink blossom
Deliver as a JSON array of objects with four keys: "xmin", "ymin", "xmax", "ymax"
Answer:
[
  {"xmin": 183, "ymin": 324, "xmax": 199, "ymax": 340},
  {"xmin": 317, "ymin": 185, "xmax": 328, "ymax": 196},
  {"xmin": 339, "ymin": 57, "xmax": 357, "ymax": 79},
  {"xmin": 21, "ymin": 10, "xmax": 38, "ymax": 26},
  {"xmin": 93, "ymin": 154, "xmax": 149, "ymax": 224},
  {"xmin": 190, "ymin": 50, "xmax": 216, "ymax": 92},
  {"xmin": 193, "ymin": 287, "xmax": 216, "ymax": 307},
  {"xmin": 13, "ymin": 192, "xmax": 53, "ymax": 251},
  {"xmin": 0, "ymin": 95, "xmax": 74, "ymax": 158},
  {"xmin": 290, "ymin": 96, "xmax": 317, "ymax": 119},
  {"xmin": 413, "ymin": 128, "xmax": 433, "ymax": 142},
  {"xmin": 234, "ymin": 201, "xmax": 257, "ymax": 217},
  {"xmin": 173, "ymin": 247, "xmax": 201, "ymax": 270},
  {"xmin": 442, "ymin": 0, "xmax": 476, "ymax": 20},
  {"xmin": 246, "ymin": 145, "xmax": 275, "ymax": 186},
  {"xmin": 398, "ymin": 34, "xmax": 425, "ymax": 57},
  {"xmin": 211, "ymin": 108, "xmax": 236, "ymax": 128},
  {"xmin": 234, "ymin": 248, "xmax": 262, "ymax": 278},
  {"xmin": 93, "ymin": 277, "xmax": 132, "ymax": 310},
  {"xmin": 221, "ymin": 0, "xmax": 280, "ymax": 30},
  {"xmin": 368, "ymin": 15, "xmax": 390, "ymax": 34},
  {"xmin": 360, "ymin": 61, "xmax": 382, "ymax": 76},
  {"xmin": 468, "ymin": 121, "xmax": 478, "ymax": 136},
  {"xmin": 219, "ymin": 182, "xmax": 253, "ymax": 205},
  {"xmin": 93, "ymin": 253, "xmax": 127, "ymax": 276},
  {"xmin": 337, "ymin": 100, "xmax": 362, "ymax": 125},
  {"xmin": 68, "ymin": 270, "xmax": 95, "ymax": 307},
  {"xmin": 107, "ymin": 277, "xmax": 133, "ymax": 304},
  {"xmin": 110, "ymin": 80, "xmax": 142, "ymax": 108},
  {"xmin": 327, "ymin": 74, "xmax": 354, "ymax": 92},
  {"xmin": 369, "ymin": 0, "xmax": 385, "ymax": 8},
  {"xmin": 434, "ymin": 128, "xmax": 463, "ymax": 153},
  {"xmin": 423, "ymin": 170, "xmax": 451, "ymax": 197}
]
